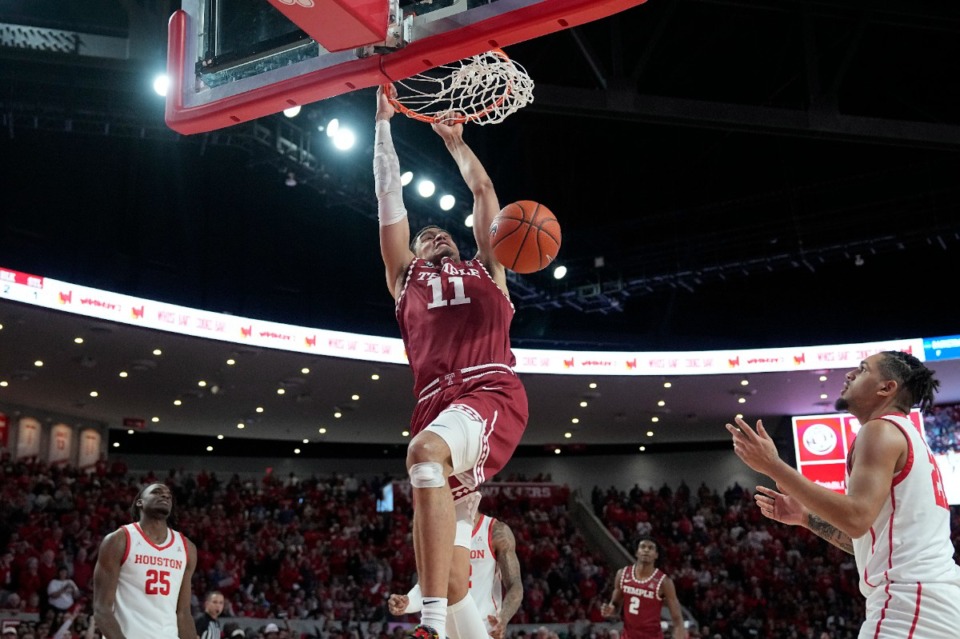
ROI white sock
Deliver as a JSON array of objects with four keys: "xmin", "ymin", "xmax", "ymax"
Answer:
[{"xmin": 422, "ymin": 597, "xmax": 448, "ymax": 637}]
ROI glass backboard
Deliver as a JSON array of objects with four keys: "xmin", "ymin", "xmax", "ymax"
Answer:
[{"xmin": 165, "ymin": 0, "xmax": 648, "ymax": 134}]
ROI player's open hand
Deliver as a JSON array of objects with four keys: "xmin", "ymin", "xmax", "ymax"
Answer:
[
  {"xmin": 726, "ymin": 416, "xmax": 782, "ymax": 475},
  {"xmin": 755, "ymin": 485, "xmax": 807, "ymax": 526},
  {"xmin": 600, "ymin": 602, "xmax": 615, "ymax": 618}
]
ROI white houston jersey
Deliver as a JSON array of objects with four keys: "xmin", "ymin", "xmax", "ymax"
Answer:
[
  {"xmin": 469, "ymin": 514, "xmax": 503, "ymax": 630},
  {"xmin": 114, "ymin": 523, "xmax": 190, "ymax": 639},
  {"xmin": 851, "ymin": 414, "xmax": 960, "ymax": 596}
]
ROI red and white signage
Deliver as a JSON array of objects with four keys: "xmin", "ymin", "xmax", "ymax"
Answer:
[{"xmin": 792, "ymin": 409, "xmax": 924, "ymax": 494}]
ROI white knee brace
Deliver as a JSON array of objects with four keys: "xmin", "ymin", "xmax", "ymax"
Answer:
[{"xmin": 409, "ymin": 461, "xmax": 446, "ymax": 488}]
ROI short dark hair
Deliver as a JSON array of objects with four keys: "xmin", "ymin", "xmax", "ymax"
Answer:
[
  {"xmin": 410, "ymin": 225, "xmax": 447, "ymax": 251},
  {"xmin": 130, "ymin": 482, "xmax": 172, "ymax": 521},
  {"xmin": 878, "ymin": 350, "xmax": 940, "ymax": 414},
  {"xmin": 636, "ymin": 535, "xmax": 659, "ymax": 551}
]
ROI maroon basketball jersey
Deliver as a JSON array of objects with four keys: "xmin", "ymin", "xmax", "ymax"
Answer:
[
  {"xmin": 620, "ymin": 566, "xmax": 666, "ymax": 639},
  {"xmin": 396, "ymin": 257, "xmax": 516, "ymax": 396}
]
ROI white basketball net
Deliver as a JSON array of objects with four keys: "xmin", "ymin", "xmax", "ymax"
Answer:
[{"xmin": 390, "ymin": 49, "xmax": 535, "ymax": 125}]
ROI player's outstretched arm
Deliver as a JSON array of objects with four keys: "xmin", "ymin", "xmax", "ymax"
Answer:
[
  {"xmin": 375, "ymin": 84, "xmax": 415, "ymax": 299},
  {"xmin": 431, "ymin": 117, "xmax": 507, "ymax": 292}
]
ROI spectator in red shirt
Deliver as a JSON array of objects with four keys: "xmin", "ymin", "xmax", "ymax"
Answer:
[{"xmin": 71, "ymin": 547, "xmax": 94, "ymax": 594}]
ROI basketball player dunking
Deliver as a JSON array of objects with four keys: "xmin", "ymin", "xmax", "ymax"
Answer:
[
  {"xmin": 388, "ymin": 511, "xmax": 524, "ymax": 639},
  {"xmin": 601, "ymin": 537, "xmax": 687, "ymax": 639},
  {"xmin": 374, "ymin": 83, "xmax": 529, "ymax": 639},
  {"xmin": 93, "ymin": 483, "xmax": 199, "ymax": 639}
]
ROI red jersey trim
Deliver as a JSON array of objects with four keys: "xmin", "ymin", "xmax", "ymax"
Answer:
[
  {"xmin": 486, "ymin": 518, "xmax": 497, "ymax": 561},
  {"xmin": 178, "ymin": 531, "xmax": 190, "ymax": 565},
  {"xmin": 473, "ymin": 514, "xmax": 485, "ymax": 537},
  {"xmin": 880, "ymin": 416, "xmax": 915, "ymax": 489},
  {"xmin": 133, "ymin": 523, "xmax": 177, "ymax": 551},
  {"xmin": 120, "ymin": 526, "xmax": 131, "ymax": 565}
]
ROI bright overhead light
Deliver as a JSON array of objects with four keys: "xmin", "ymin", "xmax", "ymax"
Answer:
[
  {"xmin": 325, "ymin": 118, "xmax": 339, "ymax": 137},
  {"xmin": 439, "ymin": 194, "xmax": 456, "ymax": 210},
  {"xmin": 206, "ymin": 445, "xmax": 214, "ymax": 452},
  {"xmin": 417, "ymin": 180, "xmax": 436, "ymax": 197},
  {"xmin": 152, "ymin": 74, "xmax": 169, "ymax": 97},
  {"xmin": 552, "ymin": 265, "xmax": 567, "ymax": 280},
  {"xmin": 464, "ymin": 214, "xmax": 474, "ymax": 228},
  {"xmin": 74, "ymin": 337, "xmax": 83, "ymax": 344},
  {"xmin": 283, "ymin": 105, "xmax": 301, "ymax": 118},
  {"xmin": 401, "ymin": 171, "xmax": 413, "ymax": 186},
  {"xmin": 333, "ymin": 127, "xmax": 355, "ymax": 150}
]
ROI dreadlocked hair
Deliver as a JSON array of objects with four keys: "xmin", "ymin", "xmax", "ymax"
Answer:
[{"xmin": 879, "ymin": 350, "xmax": 940, "ymax": 415}]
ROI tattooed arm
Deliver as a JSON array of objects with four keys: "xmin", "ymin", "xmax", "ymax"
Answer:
[{"xmin": 806, "ymin": 512, "xmax": 854, "ymax": 554}]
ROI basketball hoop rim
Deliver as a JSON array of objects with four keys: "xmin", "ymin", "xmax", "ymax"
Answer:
[{"xmin": 386, "ymin": 48, "xmax": 526, "ymax": 125}]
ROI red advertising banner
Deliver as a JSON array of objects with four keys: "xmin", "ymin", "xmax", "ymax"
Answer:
[
  {"xmin": 0, "ymin": 412, "xmax": 8, "ymax": 447},
  {"xmin": 792, "ymin": 409, "xmax": 923, "ymax": 494}
]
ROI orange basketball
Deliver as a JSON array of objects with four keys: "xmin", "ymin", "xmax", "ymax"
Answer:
[{"xmin": 489, "ymin": 201, "xmax": 561, "ymax": 274}]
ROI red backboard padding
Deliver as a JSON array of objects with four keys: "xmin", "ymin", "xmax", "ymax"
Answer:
[
  {"xmin": 165, "ymin": 0, "xmax": 647, "ymax": 135},
  {"xmin": 265, "ymin": 0, "xmax": 388, "ymax": 52}
]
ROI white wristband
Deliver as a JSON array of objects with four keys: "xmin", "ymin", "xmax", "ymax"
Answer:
[
  {"xmin": 374, "ymin": 119, "xmax": 407, "ymax": 226},
  {"xmin": 405, "ymin": 583, "xmax": 423, "ymax": 613}
]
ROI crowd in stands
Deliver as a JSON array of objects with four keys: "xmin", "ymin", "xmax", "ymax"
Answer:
[
  {"xmin": 1, "ymin": 452, "xmax": 958, "ymax": 639},
  {"xmin": 925, "ymin": 404, "xmax": 960, "ymax": 455}
]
